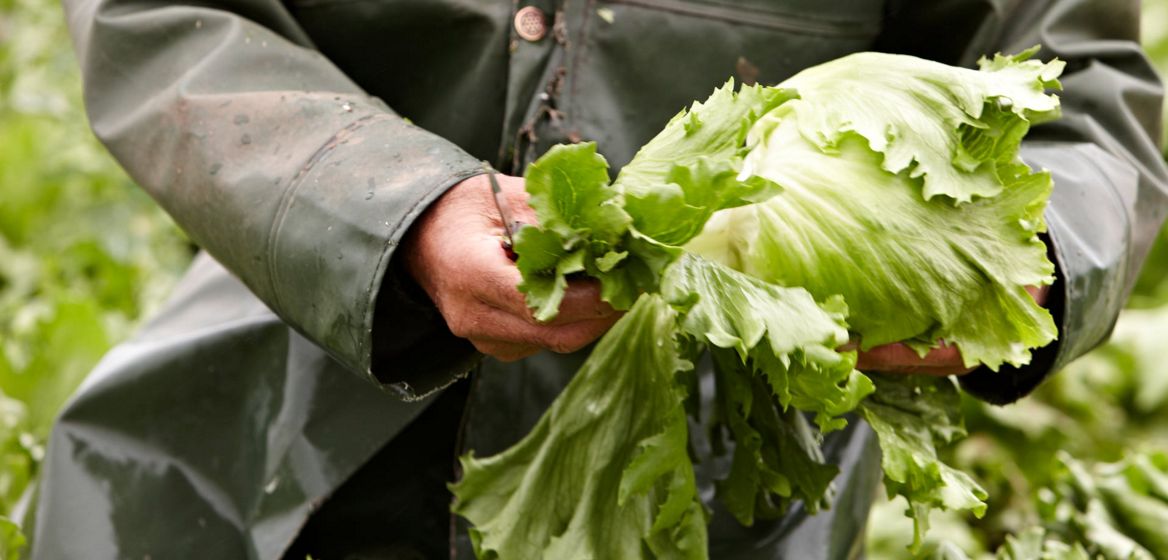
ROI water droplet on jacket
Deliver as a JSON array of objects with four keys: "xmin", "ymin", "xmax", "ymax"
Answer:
[
  {"xmin": 241, "ymin": 133, "xmax": 252, "ymax": 145},
  {"xmin": 233, "ymin": 114, "xmax": 250, "ymax": 125},
  {"xmin": 341, "ymin": 102, "xmax": 353, "ymax": 112},
  {"xmin": 209, "ymin": 163, "xmax": 221, "ymax": 175},
  {"xmin": 194, "ymin": 19, "xmax": 202, "ymax": 29},
  {"xmin": 264, "ymin": 477, "xmax": 279, "ymax": 494},
  {"xmin": 365, "ymin": 191, "xmax": 374, "ymax": 200}
]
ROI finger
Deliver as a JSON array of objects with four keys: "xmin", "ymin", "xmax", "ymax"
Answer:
[
  {"xmin": 448, "ymin": 301, "xmax": 615, "ymax": 354},
  {"xmin": 546, "ymin": 279, "xmax": 619, "ymax": 325},
  {"xmin": 471, "ymin": 254, "xmax": 537, "ymax": 320},
  {"xmin": 855, "ymin": 341, "xmax": 977, "ymax": 376},
  {"xmin": 1026, "ymin": 284, "xmax": 1050, "ymax": 306},
  {"xmin": 856, "ymin": 343, "xmax": 960, "ymax": 368},
  {"xmin": 863, "ymin": 364, "xmax": 975, "ymax": 377},
  {"xmin": 471, "ymin": 247, "xmax": 619, "ymax": 326}
]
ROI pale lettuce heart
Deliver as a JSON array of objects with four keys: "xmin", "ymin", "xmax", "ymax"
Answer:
[{"xmin": 689, "ymin": 113, "xmax": 1056, "ymax": 369}]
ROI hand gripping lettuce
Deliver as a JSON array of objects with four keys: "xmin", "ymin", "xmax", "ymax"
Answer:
[{"xmin": 451, "ymin": 49, "xmax": 1063, "ymax": 558}]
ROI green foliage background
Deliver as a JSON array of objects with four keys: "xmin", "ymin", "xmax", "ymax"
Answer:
[
  {"xmin": 0, "ymin": 0, "xmax": 193, "ymax": 552},
  {"xmin": 0, "ymin": 0, "xmax": 1165, "ymax": 557}
]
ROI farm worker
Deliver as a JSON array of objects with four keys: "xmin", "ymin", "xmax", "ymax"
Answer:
[{"xmin": 33, "ymin": 0, "xmax": 1167, "ymax": 558}]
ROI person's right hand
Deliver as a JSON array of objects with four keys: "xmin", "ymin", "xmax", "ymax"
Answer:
[{"xmin": 402, "ymin": 174, "xmax": 620, "ymax": 361}]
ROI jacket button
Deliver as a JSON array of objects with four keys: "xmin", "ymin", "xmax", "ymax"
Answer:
[{"xmin": 514, "ymin": 6, "xmax": 547, "ymax": 42}]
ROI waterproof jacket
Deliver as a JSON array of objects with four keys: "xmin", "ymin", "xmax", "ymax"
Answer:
[{"xmin": 36, "ymin": 0, "xmax": 1167, "ymax": 558}]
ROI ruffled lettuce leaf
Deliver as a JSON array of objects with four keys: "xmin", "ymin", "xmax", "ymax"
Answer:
[
  {"xmin": 513, "ymin": 143, "xmax": 644, "ymax": 320},
  {"xmin": 515, "ymin": 83, "xmax": 793, "ymax": 321},
  {"xmin": 663, "ymin": 255, "xmax": 871, "ymax": 523},
  {"xmin": 859, "ymin": 374, "xmax": 988, "ymax": 552},
  {"xmin": 467, "ymin": 49, "xmax": 1063, "ymax": 558},
  {"xmin": 771, "ymin": 48, "xmax": 1063, "ymax": 203},
  {"xmin": 613, "ymin": 82, "xmax": 793, "ymax": 246},
  {"xmin": 687, "ymin": 50, "xmax": 1059, "ymax": 369},
  {"xmin": 662, "ymin": 255, "xmax": 871, "ymax": 434},
  {"xmin": 453, "ymin": 255, "xmax": 864, "ymax": 558},
  {"xmin": 708, "ymin": 349, "xmax": 840, "ymax": 526}
]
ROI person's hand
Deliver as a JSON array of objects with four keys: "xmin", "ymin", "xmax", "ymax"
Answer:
[
  {"xmin": 849, "ymin": 285, "xmax": 1050, "ymax": 376},
  {"xmin": 402, "ymin": 174, "xmax": 620, "ymax": 361}
]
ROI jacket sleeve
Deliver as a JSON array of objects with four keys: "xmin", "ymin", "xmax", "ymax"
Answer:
[
  {"xmin": 63, "ymin": 0, "xmax": 484, "ymax": 398},
  {"xmin": 877, "ymin": 0, "xmax": 1168, "ymax": 404}
]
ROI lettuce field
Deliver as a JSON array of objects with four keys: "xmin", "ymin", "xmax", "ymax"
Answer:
[{"xmin": 1, "ymin": 0, "xmax": 1167, "ymax": 557}]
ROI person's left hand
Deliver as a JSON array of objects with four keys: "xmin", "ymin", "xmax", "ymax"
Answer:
[{"xmin": 848, "ymin": 285, "xmax": 1050, "ymax": 376}]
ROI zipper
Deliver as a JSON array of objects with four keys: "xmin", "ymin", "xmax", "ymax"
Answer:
[{"xmin": 604, "ymin": 0, "xmax": 879, "ymax": 37}]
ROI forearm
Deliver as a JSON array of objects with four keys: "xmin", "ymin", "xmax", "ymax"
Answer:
[{"xmin": 65, "ymin": 0, "xmax": 486, "ymax": 387}]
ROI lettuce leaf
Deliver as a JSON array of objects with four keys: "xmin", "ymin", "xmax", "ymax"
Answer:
[
  {"xmin": 662, "ymin": 256, "xmax": 871, "ymax": 434},
  {"xmin": 688, "ymin": 51, "xmax": 1058, "ymax": 369},
  {"xmin": 515, "ymin": 83, "xmax": 793, "ymax": 321},
  {"xmin": 769, "ymin": 48, "xmax": 1063, "ymax": 203},
  {"xmin": 450, "ymin": 294, "xmax": 705, "ymax": 560},
  {"xmin": 458, "ymin": 49, "xmax": 1063, "ymax": 558},
  {"xmin": 859, "ymin": 374, "xmax": 988, "ymax": 551},
  {"xmin": 453, "ymin": 255, "xmax": 863, "ymax": 557}
]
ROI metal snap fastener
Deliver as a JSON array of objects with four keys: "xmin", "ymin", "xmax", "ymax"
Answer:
[{"xmin": 514, "ymin": 6, "xmax": 547, "ymax": 42}]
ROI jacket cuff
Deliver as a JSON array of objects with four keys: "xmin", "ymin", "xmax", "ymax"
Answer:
[
  {"xmin": 266, "ymin": 115, "xmax": 483, "ymax": 395},
  {"xmin": 960, "ymin": 142, "xmax": 1138, "ymax": 404},
  {"xmin": 369, "ymin": 236, "xmax": 482, "ymax": 401}
]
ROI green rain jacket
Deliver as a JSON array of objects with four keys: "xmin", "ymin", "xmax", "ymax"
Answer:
[{"xmin": 35, "ymin": 0, "xmax": 1167, "ymax": 558}]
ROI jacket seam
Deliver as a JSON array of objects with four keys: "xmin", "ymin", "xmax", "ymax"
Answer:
[{"xmin": 265, "ymin": 114, "xmax": 389, "ymax": 319}]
